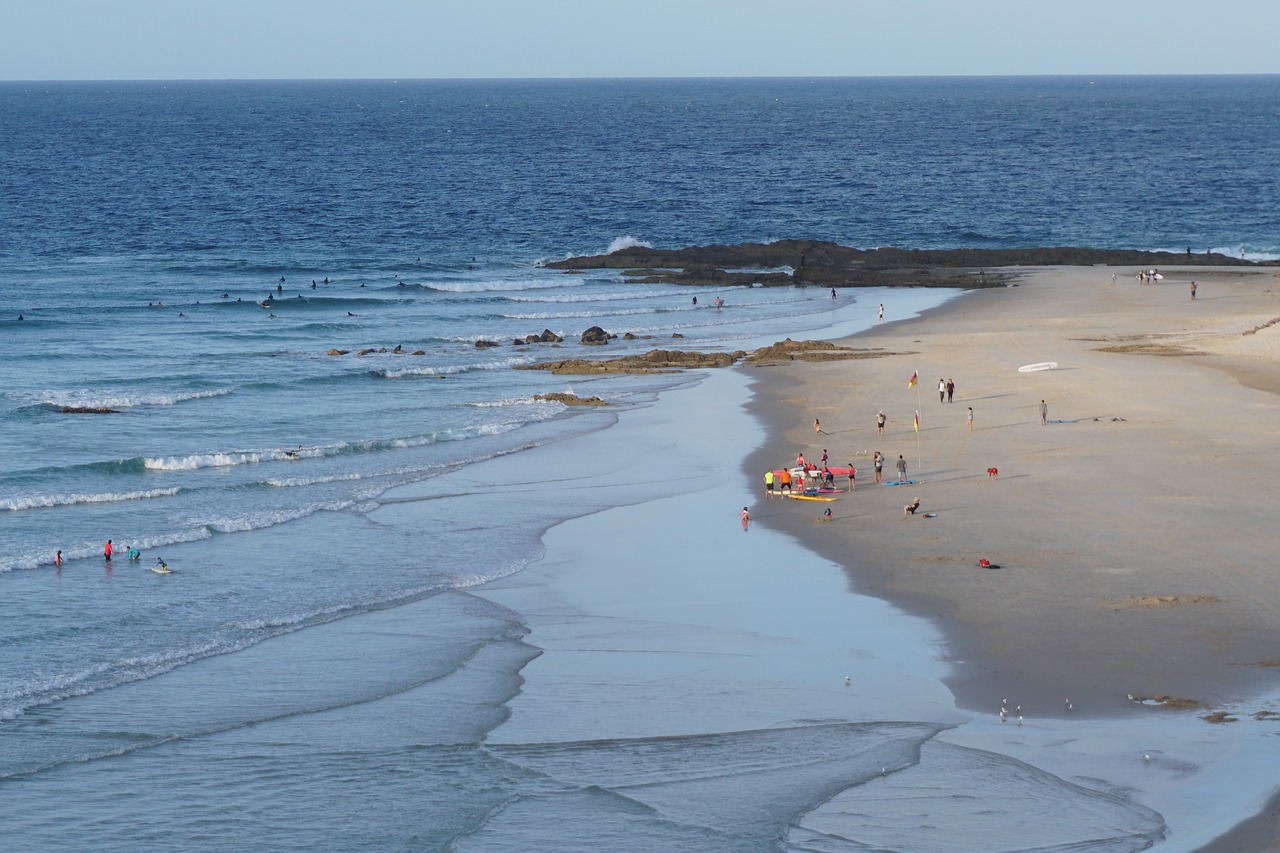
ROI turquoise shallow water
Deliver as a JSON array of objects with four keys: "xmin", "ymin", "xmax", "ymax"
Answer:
[{"xmin": 2, "ymin": 77, "xmax": 1278, "ymax": 849}]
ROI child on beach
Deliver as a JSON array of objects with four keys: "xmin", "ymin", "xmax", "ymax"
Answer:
[
  {"xmin": 820, "ymin": 507, "xmax": 833, "ymax": 521},
  {"xmin": 847, "ymin": 464, "xmax": 856, "ymax": 492}
]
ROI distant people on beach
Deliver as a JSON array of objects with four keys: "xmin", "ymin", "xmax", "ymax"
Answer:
[
  {"xmin": 1190, "ymin": 281, "xmax": 1197, "ymax": 300},
  {"xmin": 877, "ymin": 411, "xmax": 886, "ymax": 434},
  {"xmin": 847, "ymin": 464, "xmax": 856, "ymax": 492},
  {"xmin": 873, "ymin": 451, "xmax": 884, "ymax": 483},
  {"xmin": 946, "ymin": 378, "xmax": 955, "ymax": 403},
  {"xmin": 967, "ymin": 407, "xmax": 974, "ymax": 431},
  {"xmin": 54, "ymin": 550, "xmax": 62, "ymax": 568},
  {"xmin": 938, "ymin": 379, "xmax": 946, "ymax": 403},
  {"xmin": 764, "ymin": 469, "xmax": 774, "ymax": 498},
  {"xmin": 814, "ymin": 418, "xmax": 822, "ymax": 434},
  {"xmin": 1039, "ymin": 399, "xmax": 1048, "ymax": 426},
  {"xmin": 896, "ymin": 455, "xmax": 907, "ymax": 483},
  {"xmin": 104, "ymin": 540, "xmax": 113, "ymax": 561},
  {"xmin": 741, "ymin": 506, "xmax": 751, "ymax": 530},
  {"xmin": 878, "ymin": 304, "xmax": 884, "ymax": 323}
]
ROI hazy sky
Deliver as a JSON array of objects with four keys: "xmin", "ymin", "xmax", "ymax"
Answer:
[{"xmin": 4, "ymin": 0, "xmax": 1278, "ymax": 80}]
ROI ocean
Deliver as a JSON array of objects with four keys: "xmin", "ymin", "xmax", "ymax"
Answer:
[{"xmin": 1, "ymin": 76, "xmax": 1278, "ymax": 851}]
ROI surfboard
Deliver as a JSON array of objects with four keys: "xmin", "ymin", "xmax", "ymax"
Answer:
[
  {"xmin": 881, "ymin": 479, "xmax": 917, "ymax": 486},
  {"xmin": 786, "ymin": 493, "xmax": 836, "ymax": 502},
  {"xmin": 1017, "ymin": 362, "xmax": 1058, "ymax": 373},
  {"xmin": 150, "ymin": 566, "xmax": 172, "ymax": 575}
]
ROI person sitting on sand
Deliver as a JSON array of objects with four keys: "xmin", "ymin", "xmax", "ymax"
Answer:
[
  {"xmin": 904, "ymin": 497, "xmax": 921, "ymax": 516},
  {"xmin": 820, "ymin": 507, "xmax": 833, "ymax": 521},
  {"xmin": 821, "ymin": 468, "xmax": 835, "ymax": 489}
]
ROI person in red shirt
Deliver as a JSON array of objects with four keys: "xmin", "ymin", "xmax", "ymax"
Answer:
[{"xmin": 104, "ymin": 539, "xmax": 113, "ymax": 561}]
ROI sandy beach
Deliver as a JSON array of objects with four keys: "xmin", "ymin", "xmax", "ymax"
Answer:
[{"xmin": 747, "ymin": 265, "xmax": 1280, "ymax": 846}]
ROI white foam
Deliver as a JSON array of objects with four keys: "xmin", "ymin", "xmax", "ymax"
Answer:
[
  {"xmin": 14, "ymin": 387, "xmax": 233, "ymax": 410},
  {"xmin": 422, "ymin": 277, "xmax": 588, "ymax": 293},
  {"xmin": 605, "ymin": 235, "xmax": 653, "ymax": 254},
  {"xmin": 1, "ymin": 487, "xmax": 180, "ymax": 512}
]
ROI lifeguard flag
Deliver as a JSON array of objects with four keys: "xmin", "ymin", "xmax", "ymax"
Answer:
[
  {"xmin": 914, "ymin": 411, "xmax": 920, "ymax": 432},
  {"xmin": 908, "ymin": 370, "xmax": 918, "ymax": 388}
]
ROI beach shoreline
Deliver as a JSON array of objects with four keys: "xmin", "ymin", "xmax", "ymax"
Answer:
[{"xmin": 745, "ymin": 264, "xmax": 1280, "ymax": 848}]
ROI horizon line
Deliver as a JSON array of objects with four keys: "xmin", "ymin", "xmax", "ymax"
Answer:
[{"xmin": 3, "ymin": 71, "xmax": 1279, "ymax": 85}]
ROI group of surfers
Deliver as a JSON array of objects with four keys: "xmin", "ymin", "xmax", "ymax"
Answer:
[{"xmin": 763, "ymin": 452, "xmax": 854, "ymax": 498}]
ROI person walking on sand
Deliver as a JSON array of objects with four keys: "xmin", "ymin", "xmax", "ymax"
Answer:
[
  {"xmin": 877, "ymin": 410, "xmax": 886, "ymax": 435},
  {"xmin": 1039, "ymin": 399, "xmax": 1048, "ymax": 426},
  {"xmin": 938, "ymin": 379, "xmax": 946, "ymax": 404},
  {"xmin": 741, "ymin": 506, "xmax": 751, "ymax": 530},
  {"xmin": 814, "ymin": 418, "xmax": 822, "ymax": 434},
  {"xmin": 873, "ymin": 451, "xmax": 884, "ymax": 483},
  {"xmin": 1190, "ymin": 280, "xmax": 1197, "ymax": 300},
  {"xmin": 878, "ymin": 303, "xmax": 884, "ymax": 323},
  {"xmin": 764, "ymin": 469, "xmax": 774, "ymax": 499},
  {"xmin": 946, "ymin": 378, "xmax": 955, "ymax": 403},
  {"xmin": 779, "ymin": 467, "xmax": 792, "ymax": 494},
  {"xmin": 967, "ymin": 406, "xmax": 974, "ymax": 431},
  {"xmin": 896, "ymin": 455, "xmax": 907, "ymax": 483}
]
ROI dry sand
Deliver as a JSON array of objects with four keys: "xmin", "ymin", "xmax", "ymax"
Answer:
[{"xmin": 747, "ymin": 265, "xmax": 1280, "ymax": 718}]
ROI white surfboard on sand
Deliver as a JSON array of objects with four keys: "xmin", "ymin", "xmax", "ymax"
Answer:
[{"xmin": 1017, "ymin": 362, "xmax": 1058, "ymax": 373}]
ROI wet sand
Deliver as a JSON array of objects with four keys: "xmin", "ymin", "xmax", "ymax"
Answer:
[{"xmin": 748, "ymin": 264, "xmax": 1280, "ymax": 717}]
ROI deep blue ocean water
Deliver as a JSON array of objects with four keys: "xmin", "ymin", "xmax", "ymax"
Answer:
[{"xmin": 1, "ymin": 76, "xmax": 1277, "ymax": 850}]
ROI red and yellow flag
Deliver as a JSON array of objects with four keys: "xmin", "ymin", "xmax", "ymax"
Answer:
[
  {"xmin": 914, "ymin": 410, "xmax": 920, "ymax": 432},
  {"xmin": 908, "ymin": 370, "xmax": 917, "ymax": 388}
]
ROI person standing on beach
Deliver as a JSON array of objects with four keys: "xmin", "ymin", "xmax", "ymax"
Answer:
[
  {"xmin": 104, "ymin": 539, "xmax": 112, "ymax": 561},
  {"xmin": 814, "ymin": 418, "xmax": 822, "ymax": 434},
  {"xmin": 741, "ymin": 506, "xmax": 751, "ymax": 530},
  {"xmin": 896, "ymin": 455, "xmax": 907, "ymax": 483},
  {"xmin": 877, "ymin": 411, "xmax": 886, "ymax": 434},
  {"xmin": 779, "ymin": 467, "xmax": 792, "ymax": 494},
  {"xmin": 967, "ymin": 406, "xmax": 974, "ymax": 431},
  {"xmin": 938, "ymin": 379, "xmax": 946, "ymax": 404},
  {"xmin": 1039, "ymin": 399, "xmax": 1048, "ymax": 426},
  {"xmin": 1190, "ymin": 281, "xmax": 1197, "ymax": 300},
  {"xmin": 764, "ymin": 469, "xmax": 774, "ymax": 499},
  {"xmin": 847, "ymin": 463, "xmax": 856, "ymax": 492},
  {"xmin": 873, "ymin": 451, "xmax": 884, "ymax": 483},
  {"xmin": 1111, "ymin": 272, "xmax": 1117, "ymax": 285},
  {"xmin": 946, "ymin": 378, "xmax": 955, "ymax": 403},
  {"xmin": 878, "ymin": 304, "xmax": 884, "ymax": 323}
]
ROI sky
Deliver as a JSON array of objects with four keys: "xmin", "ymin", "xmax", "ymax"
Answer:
[{"xmin": 3, "ymin": 0, "xmax": 1279, "ymax": 80}]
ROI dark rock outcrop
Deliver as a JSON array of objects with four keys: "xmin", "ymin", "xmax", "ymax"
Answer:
[
  {"xmin": 532, "ymin": 392, "xmax": 609, "ymax": 406},
  {"xmin": 580, "ymin": 326, "xmax": 611, "ymax": 345},
  {"xmin": 546, "ymin": 240, "xmax": 1271, "ymax": 290}
]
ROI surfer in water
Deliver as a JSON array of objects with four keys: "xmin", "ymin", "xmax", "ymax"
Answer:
[
  {"xmin": 54, "ymin": 550, "xmax": 62, "ymax": 568},
  {"xmin": 128, "ymin": 546, "xmax": 141, "ymax": 561},
  {"xmin": 154, "ymin": 557, "xmax": 168, "ymax": 571}
]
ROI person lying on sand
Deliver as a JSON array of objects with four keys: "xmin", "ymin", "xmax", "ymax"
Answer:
[{"xmin": 904, "ymin": 497, "xmax": 921, "ymax": 516}]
